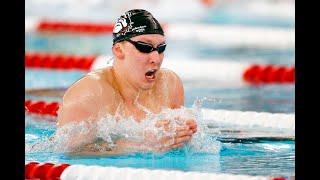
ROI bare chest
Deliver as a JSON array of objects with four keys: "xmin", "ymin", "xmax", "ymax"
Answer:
[{"xmin": 112, "ymin": 90, "xmax": 170, "ymax": 122}]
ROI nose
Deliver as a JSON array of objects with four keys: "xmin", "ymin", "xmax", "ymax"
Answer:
[{"xmin": 149, "ymin": 50, "xmax": 162, "ymax": 65}]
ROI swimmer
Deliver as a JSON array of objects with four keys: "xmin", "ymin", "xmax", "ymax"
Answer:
[{"xmin": 57, "ymin": 9, "xmax": 197, "ymax": 155}]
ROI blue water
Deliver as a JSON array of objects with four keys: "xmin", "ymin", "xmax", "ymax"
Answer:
[
  {"xmin": 26, "ymin": 114, "xmax": 294, "ymax": 177},
  {"xmin": 25, "ymin": 0, "xmax": 295, "ymax": 178}
]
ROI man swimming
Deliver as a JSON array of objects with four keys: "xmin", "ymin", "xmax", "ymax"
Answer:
[{"xmin": 57, "ymin": 9, "xmax": 197, "ymax": 155}]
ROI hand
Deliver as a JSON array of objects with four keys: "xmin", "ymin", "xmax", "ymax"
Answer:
[
  {"xmin": 167, "ymin": 119, "xmax": 197, "ymax": 151},
  {"xmin": 145, "ymin": 119, "xmax": 196, "ymax": 152},
  {"xmin": 186, "ymin": 119, "xmax": 197, "ymax": 134}
]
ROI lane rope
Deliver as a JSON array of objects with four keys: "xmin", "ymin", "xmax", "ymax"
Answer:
[
  {"xmin": 25, "ymin": 17, "xmax": 294, "ymax": 49},
  {"xmin": 25, "ymin": 52, "xmax": 295, "ymax": 84},
  {"xmin": 25, "ymin": 161, "xmax": 291, "ymax": 180},
  {"xmin": 25, "ymin": 100, "xmax": 295, "ymax": 130}
]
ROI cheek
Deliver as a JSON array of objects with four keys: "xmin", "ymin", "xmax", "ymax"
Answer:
[
  {"xmin": 126, "ymin": 55, "xmax": 148, "ymax": 78},
  {"xmin": 159, "ymin": 54, "xmax": 164, "ymax": 64},
  {"xmin": 136, "ymin": 58, "xmax": 149, "ymax": 75}
]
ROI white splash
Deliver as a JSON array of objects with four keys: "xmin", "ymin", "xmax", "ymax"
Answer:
[{"xmin": 26, "ymin": 106, "xmax": 221, "ymax": 155}]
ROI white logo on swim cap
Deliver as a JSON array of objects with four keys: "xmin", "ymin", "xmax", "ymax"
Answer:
[{"xmin": 113, "ymin": 17, "xmax": 128, "ymax": 33}]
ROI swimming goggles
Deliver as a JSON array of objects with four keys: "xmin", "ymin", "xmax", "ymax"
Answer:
[{"xmin": 126, "ymin": 39, "xmax": 166, "ymax": 54}]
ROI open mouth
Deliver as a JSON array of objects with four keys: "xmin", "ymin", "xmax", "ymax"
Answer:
[{"xmin": 145, "ymin": 69, "xmax": 157, "ymax": 80}]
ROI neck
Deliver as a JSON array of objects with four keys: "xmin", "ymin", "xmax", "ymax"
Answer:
[{"xmin": 112, "ymin": 65, "xmax": 142, "ymax": 105}]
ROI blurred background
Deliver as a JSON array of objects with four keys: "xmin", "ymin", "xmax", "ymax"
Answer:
[{"xmin": 25, "ymin": 0, "xmax": 295, "ymax": 113}]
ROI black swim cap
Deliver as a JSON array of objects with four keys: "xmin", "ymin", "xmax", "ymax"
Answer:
[{"xmin": 112, "ymin": 9, "xmax": 164, "ymax": 45}]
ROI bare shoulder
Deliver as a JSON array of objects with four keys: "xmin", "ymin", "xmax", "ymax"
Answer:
[
  {"xmin": 58, "ymin": 68, "xmax": 115, "ymax": 126},
  {"xmin": 158, "ymin": 68, "xmax": 184, "ymax": 108},
  {"xmin": 63, "ymin": 71, "xmax": 103, "ymax": 102},
  {"xmin": 159, "ymin": 68, "xmax": 182, "ymax": 83},
  {"xmin": 63, "ymin": 67, "xmax": 114, "ymax": 101}
]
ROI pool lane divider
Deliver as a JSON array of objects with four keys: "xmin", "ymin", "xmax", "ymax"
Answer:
[
  {"xmin": 25, "ymin": 100, "xmax": 295, "ymax": 131},
  {"xmin": 25, "ymin": 162, "xmax": 70, "ymax": 179},
  {"xmin": 25, "ymin": 17, "xmax": 294, "ymax": 49},
  {"xmin": 243, "ymin": 64, "xmax": 294, "ymax": 84},
  {"xmin": 25, "ymin": 52, "xmax": 96, "ymax": 71},
  {"xmin": 26, "ymin": 19, "xmax": 115, "ymax": 34},
  {"xmin": 25, "ymin": 100, "xmax": 59, "ymax": 116},
  {"xmin": 201, "ymin": 108, "xmax": 294, "ymax": 130},
  {"xmin": 25, "ymin": 161, "xmax": 291, "ymax": 180},
  {"xmin": 25, "ymin": 52, "xmax": 295, "ymax": 85}
]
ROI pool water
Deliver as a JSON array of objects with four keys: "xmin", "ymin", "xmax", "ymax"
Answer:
[
  {"xmin": 25, "ymin": 0, "xmax": 295, "ymax": 178},
  {"xmin": 25, "ymin": 111, "xmax": 294, "ymax": 177},
  {"xmin": 25, "ymin": 68, "xmax": 295, "ymax": 177}
]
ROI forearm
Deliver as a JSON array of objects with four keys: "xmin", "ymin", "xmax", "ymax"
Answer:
[{"xmin": 67, "ymin": 138, "xmax": 146, "ymax": 156}]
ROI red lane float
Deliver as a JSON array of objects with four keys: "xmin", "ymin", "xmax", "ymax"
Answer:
[
  {"xmin": 25, "ymin": 161, "xmax": 291, "ymax": 180},
  {"xmin": 25, "ymin": 52, "xmax": 295, "ymax": 84},
  {"xmin": 25, "ymin": 100, "xmax": 59, "ymax": 116},
  {"xmin": 243, "ymin": 64, "xmax": 295, "ymax": 84},
  {"xmin": 37, "ymin": 20, "xmax": 114, "ymax": 34},
  {"xmin": 25, "ymin": 162, "xmax": 70, "ymax": 179},
  {"xmin": 27, "ymin": 19, "xmax": 166, "ymax": 35},
  {"xmin": 25, "ymin": 52, "xmax": 96, "ymax": 70}
]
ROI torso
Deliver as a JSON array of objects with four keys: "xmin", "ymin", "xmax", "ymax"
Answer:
[{"xmin": 88, "ymin": 67, "xmax": 172, "ymax": 122}]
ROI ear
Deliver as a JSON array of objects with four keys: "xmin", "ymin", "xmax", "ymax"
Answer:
[{"xmin": 112, "ymin": 43, "xmax": 125, "ymax": 59}]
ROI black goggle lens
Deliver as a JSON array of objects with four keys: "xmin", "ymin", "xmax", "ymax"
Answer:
[
  {"xmin": 157, "ymin": 44, "xmax": 166, "ymax": 53},
  {"xmin": 127, "ymin": 39, "xmax": 166, "ymax": 54}
]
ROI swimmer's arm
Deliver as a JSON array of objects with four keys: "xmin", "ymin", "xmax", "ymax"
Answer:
[
  {"xmin": 56, "ymin": 76, "xmax": 106, "ymax": 150},
  {"xmin": 168, "ymin": 70, "xmax": 185, "ymax": 109},
  {"xmin": 66, "ymin": 139, "xmax": 143, "ymax": 156},
  {"xmin": 168, "ymin": 71, "xmax": 198, "ymax": 133},
  {"xmin": 66, "ymin": 139, "xmax": 120, "ymax": 156},
  {"xmin": 57, "ymin": 76, "xmax": 104, "ymax": 126}
]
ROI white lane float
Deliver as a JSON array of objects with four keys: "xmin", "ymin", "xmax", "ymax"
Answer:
[
  {"xmin": 26, "ymin": 161, "xmax": 285, "ymax": 180},
  {"xmin": 202, "ymin": 108, "xmax": 294, "ymax": 131},
  {"xmin": 25, "ymin": 100, "xmax": 295, "ymax": 131}
]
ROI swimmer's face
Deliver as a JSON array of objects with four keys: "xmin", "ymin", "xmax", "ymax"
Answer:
[{"xmin": 122, "ymin": 34, "xmax": 166, "ymax": 90}]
